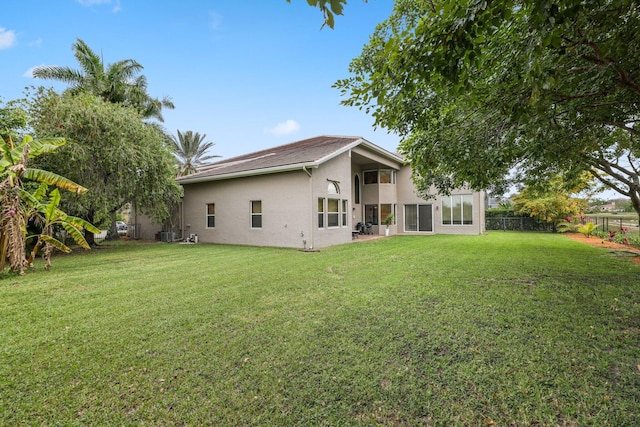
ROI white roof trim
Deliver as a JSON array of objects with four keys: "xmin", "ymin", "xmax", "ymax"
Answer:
[
  {"xmin": 315, "ymin": 137, "xmax": 404, "ymax": 165},
  {"xmin": 177, "ymin": 162, "xmax": 320, "ymax": 184}
]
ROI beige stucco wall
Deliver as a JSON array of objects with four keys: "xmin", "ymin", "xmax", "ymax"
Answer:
[
  {"xmin": 182, "ymin": 170, "xmax": 313, "ymax": 249},
  {"xmin": 132, "ymin": 213, "xmax": 162, "ymax": 240},
  {"xmin": 396, "ymin": 165, "xmax": 485, "ymax": 235},
  {"xmin": 181, "ymin": 154, "xmax": 359, "ymax": 249},
  {"xmin": 311, "ymin": 152, "xmax": 354, "ymax": 248}
]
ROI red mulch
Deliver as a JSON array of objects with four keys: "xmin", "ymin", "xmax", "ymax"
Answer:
[{"xmin": 563, "ymin": 232, "xmax": 640, "ymax": 264}]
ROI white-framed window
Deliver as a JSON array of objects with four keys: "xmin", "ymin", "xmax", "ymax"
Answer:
[
  {"xmin": 328, "ymin": 198, "xmax": 339, "ymax": 227},
  {"xmin": 379, "ymin": 169, "xmax": 395, "ymax": 184},
  {"xmin": 363, "ymin": 169, "xmax": 396, "ymax": 185},
  {"xmin": 364, "ymin": 170, "xmax": 378, "ymax": 184},
  {"xmin": 206, "ymin": 203, "xmax": 215, "ymax": 228},
  {"xmin": 442, "ymin": 195, "xmax": 473, "ymax": 225},
  {"xmin": 341, "ymin": 200, "xmax": 348, "ymax": 227},
  {"xmin": 251, "ymin": 200, "xmax": 262, "ymax": 228},
  {"xmin": 380, "ymin": 203, "xmax": 395, "ymax": 225},
  {"xmin": 318, "ymin": 198, "xmax": 325, "ymax": 228},
  {"xmin": 328, "ymin": 181, "xmax": 340, "ymax": 194}
]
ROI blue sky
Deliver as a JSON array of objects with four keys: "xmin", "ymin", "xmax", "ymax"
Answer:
[{"xmin": 1, "ymin": 0, "xmax": 397, "ymax": 160}]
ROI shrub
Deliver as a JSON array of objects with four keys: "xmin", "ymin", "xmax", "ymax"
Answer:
[{"xmin": 577, "ymin": 222, "xmax": 597, "ymax": 237}]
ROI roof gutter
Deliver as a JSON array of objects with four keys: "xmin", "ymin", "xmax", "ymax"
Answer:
[{"xmin": 177, "ymin": 162, "xmax": 320, "ymax": 185}]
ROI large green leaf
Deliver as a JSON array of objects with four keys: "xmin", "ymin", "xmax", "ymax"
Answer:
[
  {"xmin": 22, "ymin": 168, "xmax": 87, "ymax": 194},
  {"xmin": 45, "ymin": 189, "xmax": 62, "ymax": 222},
  {"xmin": 32, "ymin": 182, "xmax": 49, "ymax": 201},
  {"xmin": 39, "ymin": 234, "xmax": 71, "ymax": 253},
  {"xmin": 26, "ymin": 137, "xmax": 66, "ymax": 157},
  {"xmin": 61, "ymin": 223, "xmax": 91, "ymax": 250},
  {"xmin": 18, "ymin": 188, "xmax": 42, "ymax": 210},
  {"xmin": 62, "ymin": 214, "xmax": 101, "ymax": 234}
]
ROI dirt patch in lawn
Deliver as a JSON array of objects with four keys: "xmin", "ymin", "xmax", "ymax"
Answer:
[{"xmin": 564, "ymin": 232, "xmax": 640, "ymax": 264}]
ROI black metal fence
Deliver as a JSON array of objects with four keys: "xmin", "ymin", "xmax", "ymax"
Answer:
[
  {"xmin": 583, "ymin": 215, "xmax": 639, "ymax": 234},
  {"xmin": 485, "ymin": 217, "xmax": 555, "ymax": 232},
  {"xmin": 486, "ymin": 215, "xmax": 639, "ymax": 235}
]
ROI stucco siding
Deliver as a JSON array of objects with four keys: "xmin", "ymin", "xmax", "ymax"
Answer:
[
  {"xmin": 311, "ymin": 152, "xmax": 354, "ymax": 248},
  {"xmin": 182, "ymin": 170, "xmax": 312, "ymax": 248},
  {"xmin": 396, "ymin": 165, "xmax": 485, "ymax": 235}
]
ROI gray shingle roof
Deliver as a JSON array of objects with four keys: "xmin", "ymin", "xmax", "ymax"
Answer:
[{"xmin": 176, "ymin": 135, "xmax": 367, "ymax": 183}]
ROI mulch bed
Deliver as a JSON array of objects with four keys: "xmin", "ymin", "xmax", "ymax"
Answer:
[{"xmin": 564, "ymin": 232, "xmax": 640, "ymax": 264}]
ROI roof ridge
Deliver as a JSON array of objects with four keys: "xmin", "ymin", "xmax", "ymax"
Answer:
[{"xmin": 210, "ymin": 135, "xmax": 361, "ymax": 166}]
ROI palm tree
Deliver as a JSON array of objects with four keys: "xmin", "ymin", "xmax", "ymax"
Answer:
[
  {"xmin": 32, "ymin": 38, "xmax": 173, "ymax": 122},
  {"xmin": 125, "ymin": 75, "xmax": 175, "ymax": 122},
  {"xmin": 167, "ymin": 130, "xmax": 220, "ymax": 177}
]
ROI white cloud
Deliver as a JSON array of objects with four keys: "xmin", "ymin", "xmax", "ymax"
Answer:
[
  {"xmin": 266, "ymin": 120, "xmax": 300, "ymax": 136},
  {"xmin": 0, "ymin": 27, "xmax": 17, "ymax": 50},
  {"xmin": 76, "ymin": 0, "xmax": 121, "ymax": 12}
]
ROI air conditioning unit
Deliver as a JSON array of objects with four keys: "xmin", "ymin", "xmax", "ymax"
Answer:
[{"xmin": 160, "ymin": 232, "xmax": 174, "ymax": 242}]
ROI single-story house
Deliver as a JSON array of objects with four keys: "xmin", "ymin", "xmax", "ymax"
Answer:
[{"xmin": 175, "ymin": 135, "xmax": 485, "ymax": 249}]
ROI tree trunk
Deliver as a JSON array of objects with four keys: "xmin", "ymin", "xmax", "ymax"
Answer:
[
  {"xmin": 84, "ymin": 228, "xmax": 96, "ymax": 247},
  {"xmin": 630, "ymin": 188, "xmax": 640, "ymax": 234},
  {"xmin": 84, "ymin": 210, "xmax": 97, "ymax": 247}
]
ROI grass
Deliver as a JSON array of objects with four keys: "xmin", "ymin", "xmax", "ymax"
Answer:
[{"xmin": 1, "ymin": 233, "xmax": 639, "ymax": 426}]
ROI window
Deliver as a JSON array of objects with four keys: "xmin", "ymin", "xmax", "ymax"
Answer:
[
  {"xmin": 251, "ymin": 200, "xmax": 262, "ymax": 228},
  {"xmin": 328, "ymin": 181, "xmax": 340, "ymax": 194},
  {"xmin": 442, "ymin": 195, "xmax": 473, "ymax": 225},
  {"xmin": 206, "ymin": 203, "xmax": 215, "ymax": 228},
  {"xmin": 318, "ymin": 198, "xmax": 325, "ymax": 228},
  {"xmin": 342, "ymin": 200, "xmax": 348, "ymax": 227},
  {"xmin": 365, "ymin": 204, "xmax": 378, "ymax": 225},
  {"xmin": 380, "ymin": 204, "xmax": 394, "ymax": 225},
  {"xmin": 328, "ymin": 199, "xmax": 339, "ymax": 227},
  {"xmin": 354, "ymin": 175, "xmax": 360, "ymax": 204},
  {"xmin": 379, "ymin": 169, "xmax": 394, "ymax": 184},
  {"xmin": 404, "ymin": 204, "xmax": 433, "ymax": 232},
  {"xmin": 364, "ymin": 170, "xmax": 377, "ymax": 184}
]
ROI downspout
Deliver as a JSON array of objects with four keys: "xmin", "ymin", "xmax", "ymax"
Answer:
[
  {"xmin": 302, "ymin": 166, "xmax": 314, "ymax": 249},
  {"xmin": 180, "ymin": 195, "xmax": 184, "ymax": 241}
]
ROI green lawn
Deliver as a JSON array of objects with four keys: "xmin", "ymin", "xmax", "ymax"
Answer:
[{"xmin": 1, "ymin": 233, "xmax": 639, "ymax": 426}]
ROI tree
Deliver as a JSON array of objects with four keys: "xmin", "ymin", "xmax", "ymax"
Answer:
[
  {"xmin": 0, "ymin": 132, "xmax": 98, "ymax": 274},
  {"xmin": 167, "ymin": 130, "xmax": 220, "ymax": 177},
  {"xmin": 27, "ymin": 89, "xmax": 182, "ymax": 246},
  {"xmin": 511, "ymin": 175, "xmax": 590, "ymax": 224},
  {"xmin": 32, "ymin": 38, "xmax": 174, "ymax": 122},
  {"xmin": 335, "ymin": 1, "xmax": 640, "ymax": 219}
]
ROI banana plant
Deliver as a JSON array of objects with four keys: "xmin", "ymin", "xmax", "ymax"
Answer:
[
  {"xmin": 24, "ymin": 185, "xmax": 101, "ymax": 270},
  {"xmin": 0, "ymin": 134, "xmax": 91, "ymax": 274}
]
